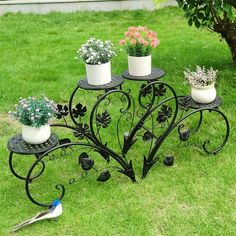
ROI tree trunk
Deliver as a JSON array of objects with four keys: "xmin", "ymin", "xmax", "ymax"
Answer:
[
  {"xmin": 225, "ymin": 35, "xmax": 236, "ymax": 67},
  {"xmin": 214, "ymin": 22, "xmax": 236, "ymax": 67}
]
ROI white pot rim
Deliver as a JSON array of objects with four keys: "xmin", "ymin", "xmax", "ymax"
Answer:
[
  {"xmin": 22, "ymin": 124, "xmax": 50, "ymax": 128},
  {"xmin": 128, "ymin": 55, "xmax": 151, "ymax": 58},
  {"xmin": 85, "ymin": 61, "xmax": 110, "ymax": 66},
  {"xmin": 190, "ymin": 82, "xmax": 215, "ymax": 90}
]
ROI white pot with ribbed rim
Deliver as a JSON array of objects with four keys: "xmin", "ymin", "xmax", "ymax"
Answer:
[
  {"xmin": 22, "ymin": 124, "xmax": 51, "ymax": 144},
  {"xmin": 85, "ymin": 61, "xmax": 111, "ymax": 86},
  {"xmin": 128, "ymin": 55, "xmax": 152, "ymax": 76},
  {"xmin": 191, "ymin": 83, "xmax": 216, "ymax": 104}
]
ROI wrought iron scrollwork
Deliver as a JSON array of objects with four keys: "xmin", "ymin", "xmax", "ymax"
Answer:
[{"xmin": 21, "ymin": 71, "xmax": 229, "ymax": 207}]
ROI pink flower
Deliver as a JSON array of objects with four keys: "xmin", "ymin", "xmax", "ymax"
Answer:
[
  {"xmin": 134, "ymin": 32, "xmax": 141, "ymax": 38},
  {"xmin": 128, "ymin": 26, "xmax": 138, "ymax": 32},
  {"xmin": 146, "ymin": 31, "xmax": 153, "ymax": 39},
  {"xmin": 130, "ymin": 38, "xmax": 136, "ymax": 45},
  {"xmin": 119, "ymin": 39, "xmax": 126, "ymax": 45},
  {"xmin": 125, "ymin": 31, "xmax": 132, "ymax": 37},
  {"xmin": 138, "ymin": 37, "xmax": 145, "ymax": 45},
  {"xmin": 143, "ymin": 40, "xmax": 149, "ymax": 46},
  {"xmin": 151, "ymin": 39, "xmax": 160, "ymax": 48},
  {"xmin": 138, "ymin": 26, "xmax": 147, "ymax": 32},
  {"xmin": 151, "ymin": 31, "xmax": 157, "ymax": 38}
]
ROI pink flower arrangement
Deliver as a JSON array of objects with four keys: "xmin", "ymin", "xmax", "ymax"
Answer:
[{"xmin": 119, "ymin": 26, "xmax": 160, "ymax": 56}]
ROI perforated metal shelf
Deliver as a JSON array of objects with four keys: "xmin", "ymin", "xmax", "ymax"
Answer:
[
  {"xmin": 7, "ymin": 134, "xmax": 58, "ymax": 155},
  {"xmin": 122, "ymin": 68, "xmax": 165, "ymax": 81},
  {"xmin": 78, "ymin": 75, "xmax": 124, "ymax": 91}
]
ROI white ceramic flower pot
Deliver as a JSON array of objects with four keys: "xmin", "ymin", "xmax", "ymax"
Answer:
[
  {"xmin": 128, "ymin": 55, "xmax": 152, "ymax": 76},
  {"xmin": 85, "ymin": 61, "xmax": 111, "ymax": 86},
  {"xmin": 22, "ymin": 124, "xmax": 51, "ymax": 144},
  {"xmin": 191, "ymin": 83, "xmax": 216, "ymax": 104}
]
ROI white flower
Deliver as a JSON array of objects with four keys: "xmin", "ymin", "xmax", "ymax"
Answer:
[
  {"xmin": 184, "ymin": 65, "xmax": 217, "ymax": 87},
  {"xmin": 77, "ymin": 38, "xmax": 116, "ymax": 65}
]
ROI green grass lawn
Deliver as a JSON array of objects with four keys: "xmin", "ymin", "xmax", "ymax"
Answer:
[{"xmin": 0, "ymin": 7, "xmax": 236, "ymax": 235}]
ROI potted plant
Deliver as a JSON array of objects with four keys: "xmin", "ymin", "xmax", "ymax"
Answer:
[
  {"xmin": 184, "ymin": 65, "xmax": 218, "ymax": 104},
  {"xmin": 10, "ymin": 96, "xmax": 57, "ymax": 144},
  {"xmin": 77, "ymin": 38, "xmax": 116, "ymax": 86},
  {"xmin": 119, "ymin": 26, "xmax": 160, "ymax": 76}
]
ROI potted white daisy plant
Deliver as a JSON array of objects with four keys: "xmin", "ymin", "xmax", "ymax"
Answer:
[
  {"xmin": 77, "ymin": 38, "xmax": 116, "ymax": 86},
  {"xmin": 10, "ymin": 95, "xmax": 57, "ymax": 144}
]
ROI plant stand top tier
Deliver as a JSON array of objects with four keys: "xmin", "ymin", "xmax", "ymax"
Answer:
[
  {"xmin": 79, "ymin": 75, "xmax": 124, "ymax": 91},
  {"xmin": 122, "ymin": 68, "xmax": 165, "ymax": 81}
]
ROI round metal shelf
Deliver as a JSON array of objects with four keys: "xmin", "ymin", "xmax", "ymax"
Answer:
[
  {"xmin": 189, "ymin": 96, "xmax": 222, "ymax": 109},
  {"xmin": 78, "ymin": 75, "xmax": 124, "ymax": 91},
  {"xmin": 122, "ymin": 68, "xmax": 165, "ymax": 81},
  {"xmin": 7, "ymin": 134, "xmax": 58, "ymax": 155}
]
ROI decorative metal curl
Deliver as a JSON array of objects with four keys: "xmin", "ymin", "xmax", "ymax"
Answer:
[
  {"xmin": 21, "ymin": 74, "xmax": 230, "ymax": 207},
  {"xmin": 142, "ymin": 107, "xmax": 230, "ymax": 178},
  {"xmin": 126, "ymin": 81, "xmax": 179, "ymax": 158},
  {"xmin": 25, "ymin": 142, "xmax": 136, "ymax": 207}
]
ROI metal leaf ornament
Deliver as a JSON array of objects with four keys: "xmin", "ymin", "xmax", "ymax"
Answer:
[
  {"xmin": 72, "ymin": 103, "xmax": 87, "ymax": 118},
  {"xmin": 59, "ymin": 138, "xmax": 71, "ymax": 145},
  {"xmin": 96, "ymin": 110, "xmax": 111, "ymax": 128},
  {"xmin": 97, "ymin": 170, "xmax": 111, "ymax": 182},
  {"xmin": 179, "ymin": 96, "xmax": 192, "ymax": 111},
  {"xmin": 140, "ymin": 84, "xmax": 152, "ymax": 97},
  {"xmin": 157, "ymin": 105, "xmax": 172, "ymax": 123},
  {"xmin": 154, "ymin": 84, "xmax": 166, "ymax": 97},
  {"xmin": 78, "ymin": 152, "xmax": 94, "ymax": 170},
  {"xmin": 56, "ymin": 104, "xmax": 69, "ymax": 119},
  {"xmin": 73, "ymin": 123, "xmax": 90, "ymax": 140}
]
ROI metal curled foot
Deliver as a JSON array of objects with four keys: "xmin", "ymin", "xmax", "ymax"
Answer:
[{"xmin": 9, "ymin": 152, "xmax": 45, "ymax": 181}]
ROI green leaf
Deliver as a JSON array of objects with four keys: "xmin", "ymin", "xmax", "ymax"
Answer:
[
  {"xmin": 197, "ymin": 12, "xmax": 205, "ymax": 19},
  {"xmin": 188, "ymin": 18, "xmax": 193, "ymax": 26},
  {"xmin": 194, "ymin": 19, "xmax": 201, "ymax": 28},
  {"xmin": 223, "ymin": 3, "xmax": 233, "ymax": 19}
]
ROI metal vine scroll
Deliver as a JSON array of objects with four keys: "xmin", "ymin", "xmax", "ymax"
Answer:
[{"xmin": 23, "ymin": 69, "xmax": 229, "ymax": 207}]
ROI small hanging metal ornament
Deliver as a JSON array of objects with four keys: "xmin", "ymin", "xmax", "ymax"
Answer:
[
  {"xmin": 97, "ymin": 170, "xmax": 111, "ymax": 182},
  {"xmin": 78, "ymin": 152, "xmax": 94, "ymax": 170},
  {"xmin": 178, "ymin": 125, "xmax": 190, "ymax": 142},
  {"xmin": 163, "ymin": 155, "xmax": 174, "ymax": 166}
]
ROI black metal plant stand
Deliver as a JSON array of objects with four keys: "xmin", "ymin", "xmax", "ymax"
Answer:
[{"xmin": 7, "ymin": 68, "xmax": 230, "ymax": 207}]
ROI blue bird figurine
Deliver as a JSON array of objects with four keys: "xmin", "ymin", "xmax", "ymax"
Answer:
[{"xmin": 12, "ymin": 199, "xmax": 62, "ymax": 232}]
